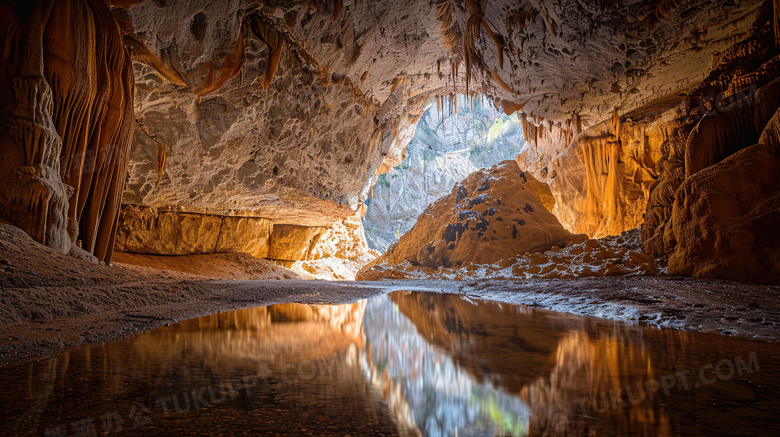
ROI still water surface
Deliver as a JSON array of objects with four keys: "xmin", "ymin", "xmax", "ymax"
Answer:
[{"xmin": 1, "ymin": 291, "xmax": 779, "ymax": 436}]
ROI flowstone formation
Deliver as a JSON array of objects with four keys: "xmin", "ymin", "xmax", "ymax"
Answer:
[
  {"xmin": 0, "ymin": 0, "xmax": 135, "ymax": 263},
  {"xmin": 515, "ymin": 1, "xmax": 780, "ymax": 283}
]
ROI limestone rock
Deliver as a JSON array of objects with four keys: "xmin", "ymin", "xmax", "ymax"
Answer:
[
  {"xmin": 668, "ymin": 143, "xmax": 780, "ymax": 283},
  {"xmin": 357, "ymin": 229, "xmax": 656, "ymax": 281},
  {"xmin": 291, "ymin": 252, "xmax": 379, "ymax": 281},
  {"xmin": 268, "ymin": 225, "xmax": 324, "ymax": 261},
  {"xmin": 115, "ymin": 205, "xmax": 271, "ymax": 258},
  {"xmin": 643, "ymin": 6, "xmax": 780, "ymax": 261},
  {"xmin": 364, "ymin": 160, "xmax": 573, "ymax": 272},
  {"xmin": 1, "ymin": 0, "xmax": 773, "ymax": 281},
  {"xmin": 120, "ymin": 0, "xmax": 758, "ymax": 256},
  {"xmin": 116, "ymin": 203, "xmax": 375, "ymax": 269}
]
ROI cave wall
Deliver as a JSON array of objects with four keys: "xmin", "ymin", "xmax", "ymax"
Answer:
[
  {"xmin": 518, "ymin": 1, "xmax": 780, "ymax": 282},
  {"xmin": 0, "ymin": 0, "xmax": 135, "ymax": 263},
  {"xmin": 2, "ymin": 0, "xmax": 777, "ymax": 281}
]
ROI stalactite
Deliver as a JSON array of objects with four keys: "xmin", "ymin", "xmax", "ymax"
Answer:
[
  {"xmin": 506, "ymin": 9, "xmax": 537, "ymax": 34},
  {"xmin": 527, "ymin": 0, "xmax": 556, "ymax": 35},
  {"xmin": 655, "ymin": 0, "xmax": 679, "ymax": 21},
  {"xmin": 332, "ymin": 0, "xmax": 343, "ymax": 21},
  {"xmin": 463, "ymin": 0, "xmax": 507, "ymax": 93},
  {"xmin": 775, "ymin": 0, "xmax": 780, "ymax": 48},
  {"xmin": 124, "ymin": 35, "xmax": 186, "ymax": 86},
  {"xmin": 248, "ymin": 14, "xmax": 284, "ymax": 90},
  {"xmin": 436, "ymin": 0, "xmax": 458, "ymax": 52},
  {"xmin": 613, "ymin": 108, "xmax": 621, "ymax": 138}
]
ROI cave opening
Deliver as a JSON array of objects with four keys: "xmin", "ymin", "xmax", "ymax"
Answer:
[
  {"xmin": 2, "ymin": 0, "xmax": 780, "ymax": 435},
  {"xmin": 363, "ymin": 94, "xmax": 525, "ymax": 253}
]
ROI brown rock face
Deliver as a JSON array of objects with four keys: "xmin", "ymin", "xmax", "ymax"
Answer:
[
  {"xmin": 668, "ymin": 143, "xmax": 780, "ymax": 283},
  {"xmin": 640, "ymin": 3, "xmax": 780, "ymax": 283},
  {"xmin": 115, "ymin": 204, "xmax": 374, "ymax": 266},
  {"xmin": 115, "ymin": 205, "xmax": 271, "ymax": 258},
  {"xmin": 365, "ymin": 161, "xmax": 573, "ymax": 270},
  {"xmin": 0, "ymin": 0, "xmax": 135, "ymax": 263}
]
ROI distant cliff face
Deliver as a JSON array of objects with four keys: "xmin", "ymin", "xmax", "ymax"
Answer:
[{"xmin": 363, "ymin": 98, "xmax": 523, "ymax": 252}]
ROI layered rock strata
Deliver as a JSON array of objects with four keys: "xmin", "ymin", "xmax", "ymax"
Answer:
[{"xmin": 115, "ymin": 204, "xmax": 374, "ymax": 264}]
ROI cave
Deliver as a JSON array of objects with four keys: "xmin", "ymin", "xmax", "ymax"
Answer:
[{"xmin": 1, "ymin": 0, "xmax": 780, "ymax": 435}]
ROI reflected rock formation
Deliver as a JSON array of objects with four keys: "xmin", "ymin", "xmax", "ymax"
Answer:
[{"xmin": 1, "ymin": 294, "xmax": 778, "ymax": 436}]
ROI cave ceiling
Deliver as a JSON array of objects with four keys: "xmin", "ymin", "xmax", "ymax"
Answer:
[{"xmin": 117, "ymin": 0, "xmax": 761, "ymax": 220}]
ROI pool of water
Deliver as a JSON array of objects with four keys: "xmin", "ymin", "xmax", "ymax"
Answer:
[{"xmin": 1, "ymin": 291, "xmax": 779, "ymax": 436}]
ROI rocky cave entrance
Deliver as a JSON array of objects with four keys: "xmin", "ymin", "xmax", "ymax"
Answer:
[{"xmin": 363, "ymin": 95, "xmax": 524, "ymax": 253}]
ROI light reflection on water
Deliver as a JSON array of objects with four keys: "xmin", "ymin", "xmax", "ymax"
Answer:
[{"xmin": 0, "ymin": 291, "xmax": 779, "ymax": 436}]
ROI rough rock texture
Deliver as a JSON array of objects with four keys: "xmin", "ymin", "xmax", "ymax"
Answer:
[
  {"xmin": 117, "ymin": 0, "xmax": 760, "ymax": 264},
  {"xmin": 290, "ymin": 252, "xmax": 378, "ymax": 281},
  {"xmin": 357, "ymin": 228, "xmax": 656, "ymax": 281},
  {"xmin": 0, "ymin": 0, "xmax": 135, "ymax": 263},
  {"xmin": 640, "ymin": 3, "xmax": 780, "ymax": 283},
  {"xmin": 2, "ymin": 0, "xmax": 776, "ymax": 285},
  {"xmin": 517, "ymin": 114, "xmax": 670, "ymax": 238},
  {"xmin": 362, "ymin": 160, "xmax": 573, "ymax": 273},
  {"xmin": 115, "ymin": 205, "xmax": 272, "ymax": 258},
  {"xmin": 363, "ymin": 97, "xmax": 523, "ymax": 251},
  {"xmin": 510, "ymin": 1, "xmax": 780, "ymax": 282},
  {"xmin": 668, "ymin": 143, "xmax": 780, "ymax": 283},
  {"xmin": 112, "ymin": 252, "xmax": 301, "ymax": 280},
  {"xmin": 115, "ymin": 205, "xmax": 373, "ymax": 266}
]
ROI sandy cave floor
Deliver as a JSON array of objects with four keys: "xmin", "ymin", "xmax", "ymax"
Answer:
[{"xmin": 2, "ymin": 222, "xmax": 780, "ymax": 367}]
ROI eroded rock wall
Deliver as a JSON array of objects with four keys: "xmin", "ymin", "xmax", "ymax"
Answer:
[
  {"xmin": 115, "ymin": 204, "xmax": 373, "ymax": 264},
  {"xmin": 517, "ymin": 1, "xmax": 780, "ymax": 282},
  {"xmin": 0, "ymin": 0, "xmax": 135, "ymax": 263},
  {"xmin": 645, "ymin": 3, "xmax": 780, "ymax": 283},
  {"xmin": 2, "ymin": 0, "xmax": 774, "ymax": 280},
  {"xmin": 118, "ymin": 0, "xmax": 759, "ymax": 265}
]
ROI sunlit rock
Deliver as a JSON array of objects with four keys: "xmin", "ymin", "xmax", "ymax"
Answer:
[{"xmin": 360, "ymin": 160, "xmax": 573, "ymax": 274}]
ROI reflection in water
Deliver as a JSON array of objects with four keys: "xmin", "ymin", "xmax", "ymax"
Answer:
[{"xmin": 0, "ymin": 292, "xmax": 778, "ymax": 436}]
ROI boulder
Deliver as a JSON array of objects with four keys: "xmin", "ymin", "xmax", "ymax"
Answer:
[
  {"xmin": 362, "ymin": 161, "xmax": 573, "ymax": 272},
  {"xmin": 668, "ymin": 142, "xmax": 780, "ymax": 283}
]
